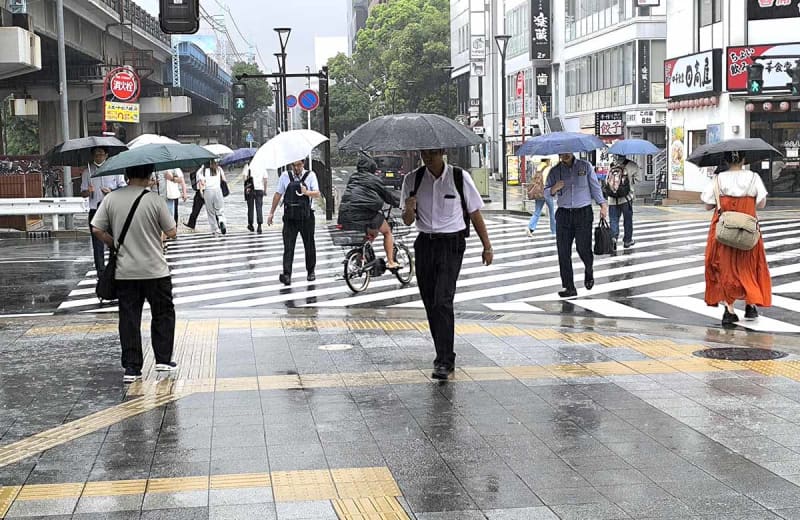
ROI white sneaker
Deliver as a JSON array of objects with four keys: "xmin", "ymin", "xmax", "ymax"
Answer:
[
  {"xmin": 155, "ymin": 362, "xmax": 178, "ymax": 372},
  {"xmin": 526, "ymin": 228, "xmax": 534, "ymax": 237}
]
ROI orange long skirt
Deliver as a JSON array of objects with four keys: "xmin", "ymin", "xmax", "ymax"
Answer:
[{"xmin": 704, "ymin": 195, "xmax": 771, "ymax": 307}]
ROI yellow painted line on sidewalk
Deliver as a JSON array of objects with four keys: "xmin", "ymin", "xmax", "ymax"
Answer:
[{"xmin": 0, "ymin": 467, "xmax": 407, "ymax": 519}]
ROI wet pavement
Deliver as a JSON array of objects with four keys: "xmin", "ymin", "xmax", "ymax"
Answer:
[{"xmin": 3, "ymin": 312, "xmax": 800, "ymax": 519}]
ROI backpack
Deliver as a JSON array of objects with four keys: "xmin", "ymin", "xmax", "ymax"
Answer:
[
  {"xmin": 527, "ymin": 169, "xmax": 545, "ymax": 200},
  {"xmin": 603, "ymin": 163, "xmax": 631, "ymax": 199},
  {"xmin": 410, "ymin": 165, "xmax": 471, "ymax": 237},
  {"xmin": 283, "ymin": 171, "xmax": 312, "ymax": 220}
]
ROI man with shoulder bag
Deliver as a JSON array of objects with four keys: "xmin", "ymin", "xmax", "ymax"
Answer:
[
  {"xmin": 268, "ymin": 159, "xmax": 321, "ymax": 285},
  {"xmin": 91, "ymin": 164, "xmax": 179, "ymax": 383},
  {"xmin": 603, "ymin": 155, "xmax": 639, "ymax": 249}
]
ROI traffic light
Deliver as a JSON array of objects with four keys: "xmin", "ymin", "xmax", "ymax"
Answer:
[
  {"xmin": 159, "ymin": 0, "xmax": 199, "ymax": 34},
  {"xmin": 232, "ymin": 83, "xmax": 247, "ymax": 112},
  {"xmin": 789, "ymin": 61, "xmax": 800, "ymax": 96},
  {"xmin": 747, "ymin": 62, "xmax": 764, "ymax": 95}
]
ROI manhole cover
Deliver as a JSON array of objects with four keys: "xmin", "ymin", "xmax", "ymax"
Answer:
[
  {"xmin": 319, "ymin": 344, "xmax": 354, "ymax": 351},
  {"xmin": 693, "ymin": 347, "xmax": 788, "ymax": 361}
]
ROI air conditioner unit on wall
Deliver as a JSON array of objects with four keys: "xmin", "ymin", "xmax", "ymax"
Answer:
[
  {"xmin": 0, "ymin": 26, "xmax": 41, "ymax": 80},
  {"xmin": 11, "ymin": 98, "xmax": 38, "ymax": 119}
]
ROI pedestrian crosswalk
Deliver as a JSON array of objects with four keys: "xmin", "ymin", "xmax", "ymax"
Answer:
[{"xmin": 59, "ymin": 214, "xmax": 800, "ymax": 333}]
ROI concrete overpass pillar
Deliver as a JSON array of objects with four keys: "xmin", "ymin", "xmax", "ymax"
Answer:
[{"xmin": 38, "ymin": 100, "xmax": 86, "ymax": 154}]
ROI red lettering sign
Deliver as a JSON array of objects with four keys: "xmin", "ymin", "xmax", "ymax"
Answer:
[
  {"xmin": 109, "ymin": 70, "xmax": 139, "ymax": 102},
  {"xmin": 726, "ymin": 43, "xmax": 800, "ymax": 91}
]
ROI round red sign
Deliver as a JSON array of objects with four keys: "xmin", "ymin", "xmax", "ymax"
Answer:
[{"xmin": 109, "ymin": 70, "xmax": 139, "ymax": 102}]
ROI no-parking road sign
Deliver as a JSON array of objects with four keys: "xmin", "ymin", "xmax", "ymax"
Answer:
[{"xmin": 298, "ymin": 89, "xmax": 320, "ymax": 111}]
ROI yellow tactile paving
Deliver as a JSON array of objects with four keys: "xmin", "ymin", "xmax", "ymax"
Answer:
[
  {"xmin": 333, "ymin": 496, "xmax": 410, "ymax": 520},
  {"xmin": 82, "ymin": 480, "xmax": 147, "ymax": 497},
  {"xmin": 146, "ymin": 476, "xmax": 209, "ymax": 493},
  {"xmin": 210, "ymin": 473, "xmax": 271, "ymax": 489},
  {"xmin": 15, "ymin": 482, "xmax": 85, "ymax": 500},
  {"xmin": 271, "ymin": 469, "xmax": 338, "ymax": 502},
  {"xmin": 0, "ymin": 486, "xmax": 21, "ymax": 518}
]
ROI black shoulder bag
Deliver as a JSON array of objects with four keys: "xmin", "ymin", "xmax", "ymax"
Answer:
[
  {"xmin": 96, "ymin": 190, "xmax": 149, "ymax": 301},
  {"xmin": 410, "ymin": 165, "xmax": 471, "ymax": 237}
]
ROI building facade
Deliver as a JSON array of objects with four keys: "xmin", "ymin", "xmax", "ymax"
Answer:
[
  {"xmin": 664, "ymin": 0, "xmax": 800, "ymax": 199},
  {"xmin": 348, "ymin": 0, "xmax": 369, "ymax": 55}
]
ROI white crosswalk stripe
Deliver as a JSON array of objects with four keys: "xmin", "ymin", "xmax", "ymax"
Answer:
[{"xmin": 58, "ymin": 216, "xmax": 800, "ymax": 333}]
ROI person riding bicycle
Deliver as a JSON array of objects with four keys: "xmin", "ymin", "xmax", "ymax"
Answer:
[{"xmin": 338, "ymin": 155, "xmax": 401, "ymax": 269}]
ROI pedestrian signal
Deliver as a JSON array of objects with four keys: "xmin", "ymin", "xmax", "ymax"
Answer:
[
  {"xmin": 789, "ymin": 61, "xmax": 800, "ymax": 96},
  {"xmin": 747, "ymin": 62, "xmax": 764, "ymax": 95},
  {"xmin": 233, "ymin": 83, "xmax": 247, "ymax": 112},
  {"xmin": 159, "ymin": 0, "xmax": 199, "ymax": 34}
]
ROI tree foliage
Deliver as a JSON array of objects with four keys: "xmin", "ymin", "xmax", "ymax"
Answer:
[
  {"xmin": 328, "ymin": 0, "xmax": 454, "ymax": 140},
  {"xmin": 230, "ymin": 61, "xmax": 274, "ymax": 147}
]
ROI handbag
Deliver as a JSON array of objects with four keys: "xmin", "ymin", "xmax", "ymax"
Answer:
[
  {"xmin": 243, "ymin": 175, "xmax": 254, "ymax": 201},
  {"xmin": 713, "ymin": 176, "xmax": 760, "ymax": 251},
  {"xmin": 221, "ymin": 179, "xmax": 230, "ymax": 197},
  {"xmin": 593, "ymin": 217, "xmax": 614, "ymax": 255},
  {"xmin": 96, "ymin": 190, "xmax": 149, "ymax": 301}
]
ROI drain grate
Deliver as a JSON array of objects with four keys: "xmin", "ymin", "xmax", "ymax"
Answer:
[
  {"xmin": 454, "ymin": 311, "xmax": 504, "ymax": 321},
  {"xmin": 693, "ymin": 347, "xmax": 788, "ymax": 361}
]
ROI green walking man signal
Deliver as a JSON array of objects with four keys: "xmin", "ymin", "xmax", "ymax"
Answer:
[
  {"xmin": 232, "ymin": 82, "xmax": 247, "ymax": 112},
  {"xmin": 789, "ymin": 60, "xmax": 800, "ymax": 96},
  {"xmin": 747, "ymin": 62, "xmax": 764, "ymax": 95}
]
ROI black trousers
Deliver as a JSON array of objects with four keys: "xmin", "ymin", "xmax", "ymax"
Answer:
[
  {"xmin": 88, "ymin": 209, "xmax": 106, "ymax": 274},
  {"xmin": 555, "ymin": 206, "xmax": 594, "ymax": 291},
  {"xmin": 247, "ymin": 190, "xmax": 265, "ymax": 226},
  {"xmin": 414, "ymin": 232, "xmax": 466, "ymax": 369},
  {"xmin": 282, "ymin": 213, "xmax": 316, "ymax": 276},
  {"xmin": 186, "ymin": 191, "xmax": 205, "ymax": 228},
  {"xmin": 117, "ymin": 277, "xmax": 175, "ymax": 370}
]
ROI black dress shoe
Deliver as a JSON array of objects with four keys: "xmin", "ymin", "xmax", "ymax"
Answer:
[
  {"xmin": 307, "ymin": 272, "xmax": 316, "ymax": 282},
  {"xmin": 279, "ymin": 273, "xmax": 291, "ymax": 286},
  {"xmin": 558, "ymin": 288, "xmax": 578, "ymax": 298},
  {"xmin": 744, "ymin": 305, "xmax": 759, "ymax": 320},
  {"xmin": 247, "ymin": 224, "xmax": 254, "ymax": 232},
  {"xmin": 431, "ymin": 365, "xmax": 452, "ymax": 380},
  {"xmin": 722, "ymin": 308, "xmax": 739, "ymax": 327},
  {"xmin": 585, "ymin": 278, "xmax": 594, "ymax": 290},
  {"xmin": 257, "ymin": 225, "xmax": 262, "ymax": 234}
]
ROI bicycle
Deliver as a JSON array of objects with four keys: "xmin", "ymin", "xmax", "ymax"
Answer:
[{"xmin": 333, "ymin": 207, "xmax": 414, "ymax": 293}]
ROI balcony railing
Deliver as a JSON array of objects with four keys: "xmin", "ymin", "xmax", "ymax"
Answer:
[{"xmin": 98, "ymin": 0, "xmax": 171, "ymax": 46}]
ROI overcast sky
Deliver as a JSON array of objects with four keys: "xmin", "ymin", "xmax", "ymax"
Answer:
[{"xmin": 139, "ymin": 0, "xmax": 348, "ymax": 76}]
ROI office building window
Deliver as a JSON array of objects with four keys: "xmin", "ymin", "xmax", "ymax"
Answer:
[
  {"xmin": 565, "ymin": 42, "xmax": 636, "ymax": 113},
  {"xmin": 565, "ymin": 0, "xmax": 634, "ymax": 42},
  {"xmin": 698, "ymin": 0, "xmax": 722, "ymax": 26},
  {"xmin": 505, "ymin": 3, "xmax": 529, "ymax": 58}
]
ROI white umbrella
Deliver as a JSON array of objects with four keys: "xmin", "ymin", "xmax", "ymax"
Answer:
[
  {"xmin": 128, "ymin": 134, "xmax": 179, "ymax": 149},
  {"xmin": 250, "ymin": 130, "xmax": 328, "ymax": 171},
  {"xmin": 203, "ymin": 143, "xmax": 234, "ymax": 156}
]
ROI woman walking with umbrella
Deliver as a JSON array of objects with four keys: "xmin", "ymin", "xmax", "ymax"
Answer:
[
  {"xmin": 196, "ymin": 159, "xmax": 228, "ymax": 236},
  {"xmin": 696, "ymin": 145, "xmax": 773, "ymax": 326}
]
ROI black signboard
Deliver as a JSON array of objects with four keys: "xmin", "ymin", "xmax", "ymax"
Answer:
[
  {"xmin": 530, "ymin": 0, "xmax": 551, "ymax": 61},
  {"xmin": 535, "ymin": 67, "xmax": 551, "ymax": 97},
  {"xmin": 638, "ymin": 40, "xmax": 651, "ymax": 104},
  {"xmin": 747, "ymin": 0, "xmax": 800, "ymax": 20},
  {"xmin": 595, "ymin": 112, "xmax": 625, "ymax": 138}
]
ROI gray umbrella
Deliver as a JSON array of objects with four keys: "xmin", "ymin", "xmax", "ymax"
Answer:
[
  {"xmin": 45, "ymin": 136, "xmax": 128, "ymax": 166},
  {"xmin": 338, "ymin": 113, "xmax": 484, "ymax": 152},
  {"xmin": 92, "ymin": 144, "xmax": 217, "ymax": 177},
  {"xmin": 687, "ymin": 138, "xmax": 782, "ymax": 167}
]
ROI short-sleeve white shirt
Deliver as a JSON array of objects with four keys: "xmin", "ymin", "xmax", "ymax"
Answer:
[
  {"xmin": 197, "ymin": 166, "xmax": 224, "ymax": 190},
  {"xmin": 400, "ymin": 164, "xmax": 484, "ymax": 233},
  {"xmin": 248, "ymin": 163, "xmax": 269, "ymax": 191},
  {"xmin": 700, "ymin": 169, "xmax": 768, "ymax": 206},
  {"xmin": 276, "ymin": 170, "xmax": 319, "ymax": 196}
]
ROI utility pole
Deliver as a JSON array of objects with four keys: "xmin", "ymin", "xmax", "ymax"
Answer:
[
  {"xmin": 320, "ymin": 66, "xmax": 333, "ymax": 220},
  {"xmin": 56, "ymin": 0, "xmax": 73, "ymax": 228}
]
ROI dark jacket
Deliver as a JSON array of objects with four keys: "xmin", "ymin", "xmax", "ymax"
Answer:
[{"xmin": 337, "ymin": 171, "xmax": 399, "ymax": 230}]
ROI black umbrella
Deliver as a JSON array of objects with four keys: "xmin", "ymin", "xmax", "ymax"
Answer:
[
  {"xmin": 45, "ymin": 136, "xmax": 128, "ymax": 167},
  {"xmin": 687, "ymin": 138, "xmax": 782, "ymax": 167},
  {"xmin": 338, "ymin": 113, "xmax": 484, "ymax": 152}
]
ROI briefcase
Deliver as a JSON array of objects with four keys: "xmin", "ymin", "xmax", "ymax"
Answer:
[{"xmin": 593, "ymin": 218, "xmax": 614, "ymax": 255}]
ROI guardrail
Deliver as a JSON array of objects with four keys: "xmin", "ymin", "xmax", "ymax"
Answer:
[{"xmin": 0, "ymin": 197, "xmax": 88, "ymax": 231}]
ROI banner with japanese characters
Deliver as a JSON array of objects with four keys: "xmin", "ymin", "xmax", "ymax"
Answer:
[
  {"xmin": 747, "ymin": 0, "xmax": 800, "ymax": 21},
  {"xmin": 664, "ymin": 49, "xmax": 722, "ymax": 99},
  {"xmin": 726, "ymin": 43, "xmax": 800, "ymax": 91},
  {"xmin": 529, "ymin": 0, "xmax": 551, "ymax": 61},
  {"xmin": 595, "ymin": 112, "xmax": 625, "ymax": 138},
  {"xmin": 638, "ymin": 40, "xmax": 651, "ymax": 104}
]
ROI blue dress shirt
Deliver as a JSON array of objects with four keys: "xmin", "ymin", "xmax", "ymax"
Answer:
[{"xmin": 544, "ymin": 157, "xmax": 606, "ymax": 208}]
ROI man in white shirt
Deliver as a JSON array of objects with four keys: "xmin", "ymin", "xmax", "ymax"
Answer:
[
  {"xmin": 80, "ymin": 147, "xmax": 126, "ymax": 275},
  {"xmin": 400, "ymin": 149, "xmax": 493, "ymax": 380},
  {"xmin": 245, "ymin": 162, "xmax": 268, "ymax": 233},
  {"xmin": 268, "ymin": 160, "xmax": 321, "ymax": 284}
]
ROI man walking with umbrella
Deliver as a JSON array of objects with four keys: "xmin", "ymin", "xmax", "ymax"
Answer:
[
  {"xmin": 546, "ymin": 153, "xmax": 608, "ymax": 298},
  {"xmin": 401, "ymin": 149, "xmax": 493, "ymax": 380},
  {"xmin": 80, "ymin": 147, "xmax": 126, "ymax": 275}
]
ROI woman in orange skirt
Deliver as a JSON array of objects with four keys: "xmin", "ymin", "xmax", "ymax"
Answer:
[{"xmin": 701, "ymin": 151, "xmax": 771, "ymax": 327}]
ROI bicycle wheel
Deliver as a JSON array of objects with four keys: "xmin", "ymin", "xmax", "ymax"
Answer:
[
  {"xmin": 344, "ymin": 248, "xmax": 370, "ymax": 293},
  {"xmin": 393, "ymin": 243, "xmax": 414, "ymax": 284}
]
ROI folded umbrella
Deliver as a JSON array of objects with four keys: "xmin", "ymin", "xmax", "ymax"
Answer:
[
  {"xmin": 517, "ymin": 132, "xmax": 605, "ymax": 156},
  {"xmin": 218, "ymin": 147, "xmax": 258, "ymax": 166},
  {"xmin": 45, "ymin": 136, "xmax": 128, "ymax": 166},
  {"xmin": 127, "ymin": 134, "xmax": 179, "ymax": 149},
  {"xmin": 92, "ymin": 143, "xmax": 217, "ymax": 177},
  {"xmin": 687, "ymin": 138, "xmax": 782, "ymax": 167},
  {"xmin": 338, "ymin": 113, "xmax": 483, "ymax": 152},
  {"xmin": 250, "ymin": 130, "xmax": 328, "ymax": 171},
  {"xmin": 608, "ymin": 139, "xmax": 660, "ymax": 156}
]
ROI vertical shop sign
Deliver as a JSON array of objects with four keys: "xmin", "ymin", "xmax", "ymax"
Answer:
[
  {"xmin": 670, "ymin": 126, "xmax": 685, "ymax": 185},
  {"xmin": 638, "ymin": 40, "xmax": 651, "ymax": 104},
  {"xmin": 530, "ymin": 0, "xmax": 551, "ymax": 61}
]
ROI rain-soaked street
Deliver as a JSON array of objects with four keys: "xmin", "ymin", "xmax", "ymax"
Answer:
[{"xmin": 2, "ymin": 184, "xmax": 800, "ymax": 519}]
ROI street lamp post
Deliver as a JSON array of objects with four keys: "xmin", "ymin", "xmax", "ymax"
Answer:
[
  {"xmin": 274, "ymin": 27, "xmax": 291, "ymax": 134},
  {"xmin": 404, "ymin": 81, "xmax": 417, "ymax": 112},
  {"xmin": 274, "ymin": 53, "xmax": 286, "ymax": 132},
  {"xmin": 388, "ymin": 86, "xmax": 397, "ymax": 114},
  {"xmin": 495, "ymin": 34, "xmax": 511, "ymax": 211},
  {"xmin": 440, "ymin": 66, "xmax": 454, "ymax": 117}
]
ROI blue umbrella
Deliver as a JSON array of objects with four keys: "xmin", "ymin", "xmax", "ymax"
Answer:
[
  {"xmin": 517, "ymin": 132, "xmax": 605, "ymax": 156},
  {"xmin": 608, "ymin": 139, "xmax": 660, "ymax": 156},
  {"xmin": 218, "ymin": 147, "xmax": 257, "ymax": 166}
]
